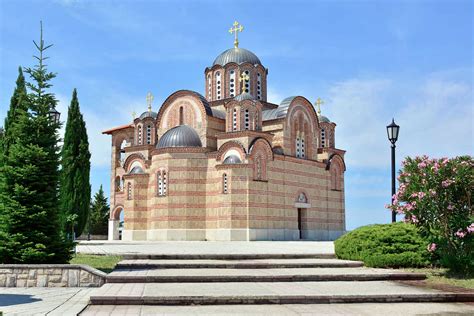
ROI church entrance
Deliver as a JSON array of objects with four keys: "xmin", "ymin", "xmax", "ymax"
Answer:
[
  {"xmin": 109, "ymin": 206, "xmax": 124, "ymax": 241},
  {"xmin": 297, "ymin": 208, "xmax": 303, "ymax": 239}
]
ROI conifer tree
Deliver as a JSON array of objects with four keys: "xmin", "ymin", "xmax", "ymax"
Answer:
[
  {"xmin": 0, "ymin": 22, "xmax": 73, "ymax": 263},
  {"xmin": 88, "ymin": 185, "xmax": 110, "ymax": 235},
  {"xmin": 59, "ymin": 89, "xmax": 91, "ymax": 237}
]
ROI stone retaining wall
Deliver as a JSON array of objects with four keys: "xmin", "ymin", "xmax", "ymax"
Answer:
[{"xmin": 0, "ymin": 264, "xmax": 106, "ymax": 287}]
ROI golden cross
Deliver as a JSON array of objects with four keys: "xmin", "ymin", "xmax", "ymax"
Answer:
[
  {"xmin": 239, "ymin": 72, "xmax": 250, "ymax": 93},
  {"xmin": 315, "ymin": 97, "xmax": 325, "ymax": 115},
  {"xmin": 229, "ymin": 21, "xmax": 244, "ymax": 48},
  {"xmin": 146, "ymin": 92, "xmax": 154, "ymax": 112}
]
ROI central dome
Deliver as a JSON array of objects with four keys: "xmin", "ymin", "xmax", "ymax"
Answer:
[
  {"xmin": 213, "ymin": 47, "xmax": 262, "ymax": 66},
  {"xmin": 157, "ymin": 125, "xmax": 202, "ymax": 149}
]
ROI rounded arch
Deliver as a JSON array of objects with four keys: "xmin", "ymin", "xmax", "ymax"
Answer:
[
  {"xmin": 249, "ymin": 137, "xmax": 274, "ymax": 161},
  {"xmin": 216, "ymin": 140, "xmax": 247, "ymax": 161},
  {"xmin": 295, "ymin": 190, "xmax": 309, "ymax": 203},
  {"xmin": 111, "ymin": 205, "xmax": 124, "ymax": 220},
  {"xmin": 123, "ymin": 153, "xmax": 147, "ymax": 172},
  {"xmin": 285, "ymin": 96, "xmax": 319, "ymax": 133},
  {"xmin": 326, "ymin": 153, "xmax": 346, "ymax": 171}
]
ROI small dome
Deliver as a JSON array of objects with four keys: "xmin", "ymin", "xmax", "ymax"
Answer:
[
  {"xmin": 157, "ymin": 125, "xmax": 202, "ymax": 149},
  {"xmin": 234, "ymin": 92, "xmax": 256, "ymax": 102},
  {"xmin": 139, "ymin": 111, "xmax": 158, "ymax": 120},
  {"xmin": 318, "ymin": 115, "xmax": 331, "ymax": 123},
  {"xmin": 223, "ymin": 155, "xmax": 242, "ymax": 164},
  {"xmin": 213, "ymin": 47, "xmax": 262, "ymax": 66},
  {"xmin": 129, "ymin": 166, "xmax": 144, "ymax": 174}
]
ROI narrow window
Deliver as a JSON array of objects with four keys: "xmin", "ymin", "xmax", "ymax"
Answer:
[
  {"xmin": 301, "ymin": 136, "xmax": 305, "ymax": 158},
  {"xmin": 321, "ymin": 129, "xmax": 326, "ymax": 147},
  {"xmin": 229, "ymin": 70, "xmax": 236, "ymax": 97},
  {"xmin": 257, "ymin": 73, "xmax": 262, "ymax": 100},
  {"xmin": 146, "ymin": 125, "xmax": 152, "ymax": 144},
  {"xmin": 216, "ymin": 72, "xmax": 221, "ymax": 100},
  {"xmin": 296, "ymin": 137, "xmax": 301, "ymax": 158},
  {"xmin": 255, "ymin": 111, "xmax": 259, "ymax": 130},
  {"xmin": 223, "ymin": 173, "xmax": 228, "ymax": 194},
  {"xmin": 179, "ymin": 106, "xmax": 184, "ymax": 125},
  {"xmin": 233, "ymin": 108, "xmax": 237, "ymax": 131},
  {"xmin": 207, "ymin": 74, "xmax": 211, "ymax": 98},
  {"xmin": 127, "ymin": 183, "xmax": 132, "ymax": 200},
  {"xmin": 115, "ymin": 176, "xmax": 121, "ymax": 191},
  {"xmin": 244, "ymin": 70, "xmax": 250, "ymax": 93},
  {"xmin": 158, "ymin": 172, "xmax": 163, "ymax": 196},
  {"xmin": 137, "ymin": 125, "xmax": 142, "ymax": 145},
  {"xmin": 163, "ymin": 171, "xmax": 167, "ymax": 196},
  {"xmin": 244, "ymin": 109, "xmax": 249, "ymax": 130}
]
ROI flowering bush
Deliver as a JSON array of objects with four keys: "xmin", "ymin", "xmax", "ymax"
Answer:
[{"xmin": 388, "ymin": 155, "xmax": 474, "ymax": 274}]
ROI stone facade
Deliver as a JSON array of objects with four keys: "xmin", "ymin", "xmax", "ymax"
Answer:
[
  {"xmin": 104, "ymin": 44, "xmax": 346, "ymax": 241},
  {"xmin": 0, "ymin": 264, "xmax": 106, "ymax": 287}
]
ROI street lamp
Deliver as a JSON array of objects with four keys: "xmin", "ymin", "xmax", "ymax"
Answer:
[
  {"xmin": 48, "ymin": 107, "xmax": 61, "ymax": 124},
  {"xmin": 386, "ymin": 118, "xmax": 400, "ymax": 223}
]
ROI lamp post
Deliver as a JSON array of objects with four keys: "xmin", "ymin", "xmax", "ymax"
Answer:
[
  {"xmin": 386, "ymin": 119, "xmax": 400, "ymax": 223},
  {"xmin": 48, "ymin": 107, "xmax": 61, "ymax": 124}
]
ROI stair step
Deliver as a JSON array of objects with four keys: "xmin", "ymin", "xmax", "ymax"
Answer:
[
  {"xmin": 106, "ymin": 267, "xmax": 426, "ymax": 283},
  {"xmin": 115, "ymin": 258, "xmax": 363, "ymax": 269},
  {"xmin": 89, "ymin": 282, "xmax": 474, "ymax": 305},
  {"xmin": 120, "ymin": 253, "xmax": 335, "ymax": 260}
]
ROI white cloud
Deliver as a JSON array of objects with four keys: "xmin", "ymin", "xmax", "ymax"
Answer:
[{"xmin": 325, "ymin": 71, "xmax": 473, "ymax": 168}]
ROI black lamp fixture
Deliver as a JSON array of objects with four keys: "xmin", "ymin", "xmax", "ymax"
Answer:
[
  {"xmin": 386, "ymin": 118, "xmax": 400, "ymax": 223},
  {"xmin": 48, "ymin": 107, "xmax": 61, "ymax": 124}
]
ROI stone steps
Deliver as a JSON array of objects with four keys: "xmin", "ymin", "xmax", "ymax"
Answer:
[
  {"xmin": 120, "ymin": 253, "xmax": 336, "ymax": 260},
  {"xmin": 106, "ymin": 267, "xmax": 426, "ymax": 283},
  {"xmin": 89, "ymin": 282, "xmax": 474, "ymax": 305},
  {"xmin": 115, "ymin": 258, "xmax": 363, "ymax": 269}
]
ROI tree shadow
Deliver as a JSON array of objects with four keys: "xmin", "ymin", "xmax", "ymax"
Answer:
[{"xmin": 0, "ymin": 294, "xmax": 41, "ymax": 307}]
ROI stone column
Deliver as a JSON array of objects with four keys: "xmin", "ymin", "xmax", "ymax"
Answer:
[{"xmin": 108, "ymin": 219, "xmax": 120, "ymax": 240}]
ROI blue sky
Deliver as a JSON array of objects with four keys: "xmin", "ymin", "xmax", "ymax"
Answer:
[{"xmin": 1, "ymin": 0, "xmax": 472, "ymax": 230}]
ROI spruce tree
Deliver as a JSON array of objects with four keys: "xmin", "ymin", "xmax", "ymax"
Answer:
[
  {"xmin": 0, "ymin": 22, "xmax": 73, "ymax": 263},
  {"xmin": 59, "ymin": 89, "xmax": 91, "ymax": 237},
  {"xmin": 88, "ymin": 185, "xmax": 110, "ymax": 235}
]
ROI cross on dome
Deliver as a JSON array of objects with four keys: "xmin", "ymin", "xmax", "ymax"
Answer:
[
  {"xmin": 146, "ymin": 92, "xmax": 154, "ymax": 112},
  {"xmin": 315, "ymin": 97, "xmax": 325, "ymax": 115},
  {"xmin": 229, "ymin": 21, "xmax": 244, "ymax": 48}
]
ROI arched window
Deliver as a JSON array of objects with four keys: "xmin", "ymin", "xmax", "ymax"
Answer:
[
  {"xmin": 207, "ymin": 74, "xmax": 211, "ymax": 98},
  {"xmin": 229, "ymin": 70, "xmax": 236, "ymax": 97},
  {"xmin": 296, "ymin": 135, "xmax": 301, "ymax": 158},
  {"xmin": 232, "ymin": 108, "xmax": 237, "ymax": 131},
  {"xmin": 157, "ymin": 170, "xmax": 168, "ymax": 196},
  {"xmin": 179, "ymin": 107, "xmax": 184, "ymax": 125},
  {"xmin": 255, "ymin": 111, "xmax": 259, "ymax": 130},
  {"xmin": 127, "ymin": 182, "xmax": 132, "ymax": 200},
  {"xmin": 115, "ymin": 176, "xmax": 121, "ymax": 191},
  {"xmin": 244, "ymin": 109, "xmax": 250, "ymax": 130},
  {"xmin": 216, "ymin": 71, "xmax": 221, "ymax": 100},
  {"xmin": 137, "ymin": 125, "xmax": 143, "ymax": 145},
  {"xmin": 244, "ymin": 70, "xmax": 250, "ymax": 93},
  {"xmin": 257, "ymin": 73, "xmax": 262, "ymax": 100},
  {"xmin": 321, "ymin": 128, "xmax": 326, "ymax": 147},
  {"xmin": 118, "ymin": 139, "xmax": 126, "ymax": 163},
  {"xmin": 222, "ymin": 173, "xmax": 228, "ymax": 194},
  {"xmin": 301, "ymin": 135, "xmax": 305, "ymax": 158},
  {"xmin": 146, "ymin": 125, "xmax": 152, "ymax": 144}
]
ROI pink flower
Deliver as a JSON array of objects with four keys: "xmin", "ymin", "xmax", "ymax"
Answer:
[
  {"xmin": 441, "ymin": 180, "xmax": 454, "ymax": 188},
  {"xmin": 411, "ymin": 215, "xmax": 419, "ymax": 223},
  {"xmin": 447, "ymin": 204, "xmax": 454, "ymax": 211},
  {"xmin": 417, "ymin": 192, "xmax": 426, "ymax": 199},
  {"xmin": 418, "ymin": 162, "xmax": 427, "ymax": 169},
  {"xmin": 455, "ymin": 230, "xmax": 466, "ymax": 238},
  {"xmin": 467, "ymin": 224, "xmax": 474, "ymax": 234},
  {"xmin": 427, "ymin": 243, "xmax": 437, "ymax": 252},
  {"xmin": 429, "ymin": 189, "xmax": 436, "ymax": 197}
]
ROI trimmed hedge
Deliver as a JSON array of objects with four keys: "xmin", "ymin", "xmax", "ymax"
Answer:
[{"xmin": 335, "ymin": 222, "xmax": 430, "ymax": 268}]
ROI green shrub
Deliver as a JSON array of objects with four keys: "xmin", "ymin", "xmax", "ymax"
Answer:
[{"xmin": 335, "ymin": 222, "xmax": 430, "ymax": 268}]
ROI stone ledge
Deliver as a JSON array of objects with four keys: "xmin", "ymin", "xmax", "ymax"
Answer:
[{"xmin": 0, "ymin": 264, "xmax": 106, "ymax": 287}]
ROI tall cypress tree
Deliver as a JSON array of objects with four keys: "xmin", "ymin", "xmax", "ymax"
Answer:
[
  {"xmin": 0, "ymin": 22, "xmax": 73, "ymax": 263},
  {"xmin": 88, "ymin": 185, "xmax": 110, "ymax": 235},
  {"xmin": 60, "ymin": 89, "xmax": 91, "ymax": 237}
]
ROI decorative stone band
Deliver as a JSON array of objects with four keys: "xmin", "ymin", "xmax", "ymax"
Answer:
[{"xmin": 0, "ymin": 264, "xmax": 106, "ymax": 287}]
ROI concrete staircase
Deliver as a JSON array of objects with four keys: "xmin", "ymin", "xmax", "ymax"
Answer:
[{"xmin": 82, "ymin": 253, "xmax": 474, "ymax": 314}]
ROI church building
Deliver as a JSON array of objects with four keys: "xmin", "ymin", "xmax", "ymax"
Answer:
[{"xmin": 103, "ymin": 22, "xmax": 346, "ymax": 241}]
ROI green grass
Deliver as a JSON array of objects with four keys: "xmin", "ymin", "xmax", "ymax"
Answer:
[
  {"xmin": 404, "ymin": 268, "xmax": 474, "ymax": 289},
  {"xmin": 70, "ymin": 254, "xmax": 122, "ymax": 273}
]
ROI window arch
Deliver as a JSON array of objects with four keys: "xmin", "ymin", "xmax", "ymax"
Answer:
[
  {"xmin": 216, "ymin": 71, "xmax": 221, "ymax": 100},
  {"xmin": 229, "ymin": 69, "xmax": 236, "ymax": 97},
  {"xmin": 244, "ymin": 109, "xmax": 250, "ymax": 130},
  {"xmin": 232, "ymin": 108, "xmax": 237, "ymax": 131},
  {"xmin": 146, "ymin": 125, "xmax": 152, "ymax": 144},
  {"xmin": 222, "ymin": 173, "xmax": 228, "ymax": 194},
  {"xmin": 127, "ymin": 182, "xmax": 132, "ymax": 200},
  {"xmin": 137, "ymin": 125, "xmax": 143, "ymax": 145},
  {"xmin": 257, "ymin": 73, "xmax": 262, "ymax": 100}
]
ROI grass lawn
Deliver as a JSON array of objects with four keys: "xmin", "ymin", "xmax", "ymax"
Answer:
[
  {"xmin": 70, "ymin": 254, "xmax": 122, "ymax": 273},
  {"xmin": 404, "ymin": 268, "xmax": 474, "ymax": 290}
]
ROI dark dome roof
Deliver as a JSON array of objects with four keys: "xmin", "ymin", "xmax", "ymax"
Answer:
[
  {"xmin": 157, "ymin": 125, "xmax": 202, "ymax": 149},
  {"xmin": 139, "ymin": 111, "xmax": 158, "ymax": 120},
  {"xmin": 223, "ymin": 155, "xmax": 242, "ymax": 164},
  {"xmin": 234, "ymin": 92, "xmax": 256, "ymax": 102},
  {"xmin": 129, "ymin": 166, "xmax": 145, "ymax": 174},
  {"xmin": 318, "ymin": 115, "xmax": 331, "ymax": 123},
  {"xmin": 213, "ymin": 47, "xmax": 262, "ymax": 66}
]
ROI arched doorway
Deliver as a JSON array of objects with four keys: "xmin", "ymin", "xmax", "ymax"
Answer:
[
  {"xmin": 295, "ymin": 192, "xmax": 310, "ymax": 240},
  {"xmin": 108, "ymin": 206, "xmax": 124, "ymax": 241}
]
